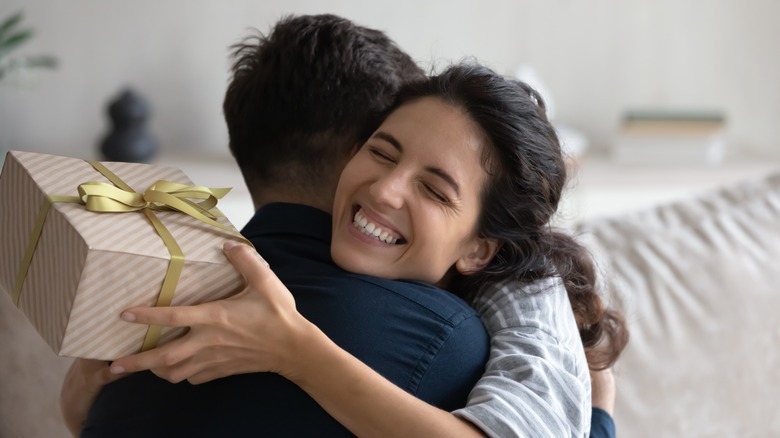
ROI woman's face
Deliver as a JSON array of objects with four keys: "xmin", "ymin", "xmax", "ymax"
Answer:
[{"xmin": 331, "ymin": 96, "xmax": 497, "ymax": 285}]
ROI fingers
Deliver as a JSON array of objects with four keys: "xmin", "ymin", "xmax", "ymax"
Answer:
[
  {"xmin": 100, "ymin": 363, "xmax": 130, "ymax": 385},
  {"xmin": 121, "ymin": 303, "xmax": 204, "ymax": 329},
  {"xmin": 118, "ymin": 240, "xmax": 262, "ymax": 326},
  {"xmin": 110, "ymin": 336, "xmax": 198, "ymax": 376},
  {"xmin": 105, "ymin": 241, "xmax": 281, "ymax": 385},
  {"xmin": 149, "ymin": 357, "xmax": 203, "ymax": 384},
  {"xmin": 71, "ymin": 359, "xmax": 127, "ymax": 385},
  {"xmin": 223, "ymin": 240, "xmax": 272, "ymax": 286},
  {"xmin": 88, "ymin": 360, "xmax": 129, "ymax": 385},
  {"xmin": 187, "ymin": 368, "xmax": 226, "ymax": 385},
  {"xmin": 223, "ymin": 241, "xmax": 295, "ymax": 309},
  {"xmin": 110, "ymin": 338, "xmax": 225, "ymax": 384}
]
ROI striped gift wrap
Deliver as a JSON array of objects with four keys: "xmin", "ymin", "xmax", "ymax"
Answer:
[{"xmin": 0, "ymin": 150, "xmax": 246, "ymax": 360}]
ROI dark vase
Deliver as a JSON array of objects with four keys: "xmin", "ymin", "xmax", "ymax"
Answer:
[{"xmin": 100, "ymin": 88, "xmax": 158, "ymax": 163}]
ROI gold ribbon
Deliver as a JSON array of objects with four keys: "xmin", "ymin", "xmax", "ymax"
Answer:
[
  {"xmin": 11, "ymin": 194, "xmax": 81, "ymax": 306},
  {"xmin": 13, "ymin": 160, "xmax": 249, "ymax": 352}
]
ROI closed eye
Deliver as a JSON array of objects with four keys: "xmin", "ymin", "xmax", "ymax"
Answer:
[
  {"xmin": 368, "ymin": 147, "xmax": 395, "ymax": 163},
  {"xmin": 422, "ymin": 183, "xmax": 449, "ymax": 203}
]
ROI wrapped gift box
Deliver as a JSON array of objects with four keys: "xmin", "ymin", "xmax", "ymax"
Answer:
[{"xmin": 0, "ymin": 150, "xmax": 246, "ymax": 360}]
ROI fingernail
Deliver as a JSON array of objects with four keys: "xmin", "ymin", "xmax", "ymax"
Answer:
[
  {"xmin": 121, "ymin": 312, "xmax": 136, "ymax": 322},
  {"xmin": 110, "ymin": 365, "xmax": 125, "ymax": 374},
  {"xmin": 257, "ymin": 254, "xmax": 270, "ymax": 268},
  {"xmin": 223, "ymin": 240, "xmax": 238, "ymax": 251}
]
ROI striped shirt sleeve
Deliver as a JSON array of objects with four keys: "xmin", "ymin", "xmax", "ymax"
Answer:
[{"xmin": 451, "ymin": 277, "xmax": 592, "ymax": 438}]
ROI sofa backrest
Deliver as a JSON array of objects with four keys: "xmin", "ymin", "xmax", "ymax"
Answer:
[{"xmin": 576, "ymin": 169, "xmax": 780, "ymax": 437}]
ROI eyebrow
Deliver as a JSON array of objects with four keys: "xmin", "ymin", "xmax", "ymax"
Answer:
[{"xmin": 373, "ymin": 131, "xmax": 461, "ymax": 197}]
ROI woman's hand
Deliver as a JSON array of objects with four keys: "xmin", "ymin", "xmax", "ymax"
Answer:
[
  {"xmin": 60, "ymin": 359, "xmax": 127, "ymax": 437},
  {"xmin": 108, "ymin": 241, "xmax": 313, "ymax": 384}
]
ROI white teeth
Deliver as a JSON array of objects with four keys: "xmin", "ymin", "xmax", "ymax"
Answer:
[{"xmin": 353, "ymin": 209, "xmax": 399, "ymax": 244}]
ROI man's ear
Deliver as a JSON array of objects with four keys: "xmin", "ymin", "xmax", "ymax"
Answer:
[{"xmin": 455, "ymin": 238, "xmax": 500, "ymax": 275}]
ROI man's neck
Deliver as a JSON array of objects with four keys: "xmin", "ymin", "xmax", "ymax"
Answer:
[{"xmin": 252, "ymin": 187, "xmax": 333, "ymax": 215}]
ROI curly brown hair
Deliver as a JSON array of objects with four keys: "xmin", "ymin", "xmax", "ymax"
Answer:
[{"xmin": 392, "ymin": 63, "xmax": 628, "ymax": 369}]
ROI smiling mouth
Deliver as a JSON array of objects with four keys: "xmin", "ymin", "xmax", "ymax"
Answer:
[{"xmin": 352, "ymin": 207, "xmax": 405, "ymax": 244}]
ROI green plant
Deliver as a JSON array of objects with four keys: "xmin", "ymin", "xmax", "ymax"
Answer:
[
  {"xmin": 0, "ymin": 11, "xmax": 58, "ymax": 165},
  {"xmin": 0, "ymin": 11, "xmax": 57, "ymax": 82}
]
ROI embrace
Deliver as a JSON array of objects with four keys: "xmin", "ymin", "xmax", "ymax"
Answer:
[{"xmin": 61, "ymin": 14, "xmax": 627, "ymax": 438}]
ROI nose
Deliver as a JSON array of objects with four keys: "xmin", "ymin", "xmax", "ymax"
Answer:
[{"xmin": 369, "ymin": 169, "xmax": 406, "ymax": 210}]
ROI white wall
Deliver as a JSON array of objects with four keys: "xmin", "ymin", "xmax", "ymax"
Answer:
[{"xmin": 1, "ymin": 0, "xmax": 779, "ymax": 160}]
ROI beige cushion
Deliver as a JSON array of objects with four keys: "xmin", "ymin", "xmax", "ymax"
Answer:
[{"xmin": 576, "ymin": 170, "xmax": 780, "ymax": 437}]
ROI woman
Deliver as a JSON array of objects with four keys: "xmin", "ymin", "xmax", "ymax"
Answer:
[
  {"xmin": 79, "ymin": 63, "xmax": 626, "ymax": 437},
  {"xmin": 299, "ymin": 63, "xmax": 627, "ymax": 436}
]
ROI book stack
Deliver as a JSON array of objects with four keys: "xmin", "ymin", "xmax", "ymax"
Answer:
[{"xmin": 612, "ymin": 110, "xmax": 727, "ymax": 165}]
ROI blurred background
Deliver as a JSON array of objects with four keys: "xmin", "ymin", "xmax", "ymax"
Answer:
[
  {"xmin": 2, "ymin": 5, "xmax": 778, "ymax": 437},
  {"xmin": 1, "ymin": 0, "xmax": 779, "ymax": 226}
]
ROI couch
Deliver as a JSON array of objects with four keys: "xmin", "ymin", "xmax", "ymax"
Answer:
[
  {"xmin": 576, "ymin": 168, "xmax": 780, "ymax": 437},
  {"xmin": 2, "ymin": 168, "xmax": 779, "ymax": 437}
]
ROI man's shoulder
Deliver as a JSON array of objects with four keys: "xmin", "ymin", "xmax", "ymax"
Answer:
[
  {"xmin": 244, "ymin": 203, "xmax": 479, "ymax": 325},
  {"xmin": 342, "ymin": 273, "xmax": 479, "ymax": 325}
]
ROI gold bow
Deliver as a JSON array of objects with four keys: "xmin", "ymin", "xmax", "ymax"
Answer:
[
  {"xmin": 77, "ymin": 160, "xmax": 239, "ymax": 234},
  {"xmin": 77, "ymin": 180, "xmax": 235, "ymax": 234}
]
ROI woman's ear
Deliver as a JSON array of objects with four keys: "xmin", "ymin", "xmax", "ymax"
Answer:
[{"xmin": 455, "ymin": 238, "xmax": 500, "ymax": 275}]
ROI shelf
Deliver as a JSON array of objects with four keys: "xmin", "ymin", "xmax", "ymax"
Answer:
[{"xmin": 556, "ymin": 153, "xmax": 780, "ymax": 227}]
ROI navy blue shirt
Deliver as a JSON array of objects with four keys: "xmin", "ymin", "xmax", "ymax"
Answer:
[
  {"xmin": 83, "ymin": 203, "xmax": 489, "ymax": 437},
  {"xmin": 591, "ymin": 408, "xmax": 616, "ymax": 438}
]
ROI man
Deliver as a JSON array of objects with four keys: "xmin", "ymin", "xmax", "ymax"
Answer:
[
  {"xmin": 63, "ymin": 14, "xmax": 489, "ymax": 437},
  {"xmin": 61, "ymin": 13, "xmax": 619, "ymax": 437}
]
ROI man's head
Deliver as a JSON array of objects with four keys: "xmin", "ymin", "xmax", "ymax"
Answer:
[{"xmin": 223, "ymin": 14, "xmax": 425, "ymax": 211}]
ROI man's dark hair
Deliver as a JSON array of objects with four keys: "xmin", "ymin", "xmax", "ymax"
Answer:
[{"xmin": 223, "ymin": 14, "xmax": 425, "ymax": 196}]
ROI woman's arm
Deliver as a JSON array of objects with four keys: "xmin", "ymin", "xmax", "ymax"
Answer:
[
  {"xmin": 111, "ymin": 242, "xmax": 486, "ymax": 437},
  {"xmin": 288, "ymin": 318, "xmax": 487, "ymax": 438},
  {"xmin": 452, "ymin": 279, "xmax": 593, "ymax": 437},
  {"xmin": 112, "ymin": 243, "xmax": 595, "ymax": 437}
]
